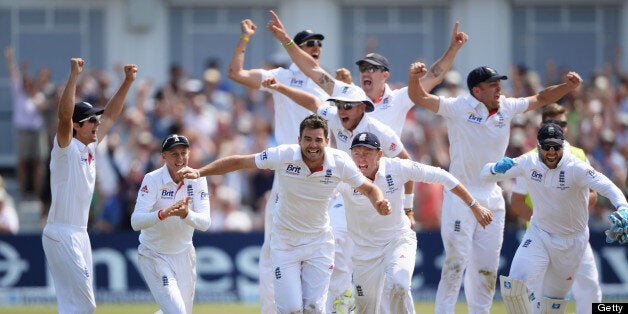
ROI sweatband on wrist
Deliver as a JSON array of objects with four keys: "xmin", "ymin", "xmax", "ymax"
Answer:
[
  {"xmin": 240, "ymin": 36, "xmax": 250, "ymax": 42},
  {"xmin": 468, "ymin": 199, "xmax": 477, "ymax": 208},
  {"xmin": 404, "ymin": 194, "xmax": 414, "ymax": 209},
  {"xmin": 158, "ymin": 209, "xmax": 166, "ymax": 221},
  {"xmin": 283, "ymin": 40, "xmax": 295, "ymax": 49}
]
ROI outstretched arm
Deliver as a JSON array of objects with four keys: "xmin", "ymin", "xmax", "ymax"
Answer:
[
  {"xmin": 3, "ymin": 47, "xmax": 20, "ymax": 81},
  {"xmin": 179, "ymin": 154, "xmax": 258, "ymax": 180},
  {"xmin": 449, "ymin": 184, "xmax": 493, "ymax": 228},
  {"xmin": 407, "ymin": 62, "xmax": 441, "ymax": 113},
  {"xmin": 525, "ymin": 71, "xmax": 582, "ymax": 112},
  {"xmin": 266, "ymin": 10, "xmax": 335, "ymax": 95},
  {"xmin": 261, "ymin": 77, "xmax": 321, "ymax": 112},
  {"xmin": 227, "ymin": 19, "xmax": 265, "ymax": 89},
  {"xmin": 57, "ymin": 58, "xmax": 84, "ymax": 148},
  {"xmin": 418, "ymin": 22, "xmax": 468, "ymax": 92},
  {"xmin": 97, "ymin": 64, "xmax": 137, "ymax": 143}
]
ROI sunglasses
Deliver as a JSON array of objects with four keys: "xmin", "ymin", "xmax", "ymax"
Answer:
[
  {"xmin": 299, "ymin": 40, "xmax": 322, "ymax": 48},
  {"xmin": 79, "ymin": 115, "xmax": 101, "ymax": 123},
  {"xmin": 359, "ymin": 64, "xmax": 387, "ymax": 73},
  {"xmin": 334, "ymin": 101, "xmax": 362, "ymax": 110},
  {"xmin": 539, "ymin": 143, "xmax": 563, "ymax": 151},
  {"xmin": 543, "ymin": 120, "xmax": 567, "ymax": 127}
]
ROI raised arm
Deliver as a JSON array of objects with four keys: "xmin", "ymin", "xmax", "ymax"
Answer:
[
  {"xmin": 3, "ymin": 47, "xmax": 20, "ymax": 81},
  {"xmin": 227, "ymin": 19, "xmax": 265, "ymax": 89},
  {"xmin": 407, "ymin": 62, "xmax": 441, "ymax": 113},
  {"xmin": 261, "ymin": 77, "xmax": 321, "ymax": 112},
  {"xmin": 266, "ymin": 10, "xmax": 335, "ymax": 95},
  {"xmin": 525, "ymin": 71, "xmax": 582, "ymax": 112},
  {"xmin": 354, "ymin": 180, "xmax": 392, "ymax": 216},
  {"xmin": 418, "ymin": 22, "xmax": 468, "ymax": 92},
  {"xmin": 57, "ymin": 58, "xmax": 84, "ymax": 148},
  {"xmin": 97, "ymin": 64, "xmax": 137, "ymax": 143}
]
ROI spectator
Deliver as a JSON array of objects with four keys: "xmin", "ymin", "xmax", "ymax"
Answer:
[{"xmin": 0, "ymin": 175, "xmax": 19, "ymax": 235}]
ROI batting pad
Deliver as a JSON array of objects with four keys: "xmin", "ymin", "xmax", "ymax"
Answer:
[
  {"xmin": 500, "ymin": 275, "xmax": 533, "ymax": 314},
  {"xmin": 538, "ymin": 297, "xmax": 567, "ymax": 314}
]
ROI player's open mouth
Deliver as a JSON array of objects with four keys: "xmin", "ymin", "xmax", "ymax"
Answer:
[
  {"xmin": 358, "ymin": 164, "xmax": 368, "ymax": 170},
  {"xmin": 311, "ymin": 53, "xmax": 319, "ymax": 60},
  {"xmin": 362, "ymin": 79, "xmax": 372, "ymax": 86},
  {"xmin": 341, "ymin": 117, "xmax": 349, "ymax": 123}
]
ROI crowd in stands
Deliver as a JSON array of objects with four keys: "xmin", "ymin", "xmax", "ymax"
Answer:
[{"xmin": 5, "ymin": 52, "xmax": 628, "ymax": 235}]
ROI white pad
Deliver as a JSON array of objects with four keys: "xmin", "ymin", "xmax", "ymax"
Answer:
[
  {"xmin": 538, "ymin": 297, "xmax": 567, "ymax": 314},
  {"xmin": 500, "ymin": 275, "xmax": 533, "ymax": 314}
]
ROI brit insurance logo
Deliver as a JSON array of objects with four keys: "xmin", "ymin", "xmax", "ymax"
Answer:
[
  {"xmin": 259, "ymin": 150, "xmax": 268, "ymax": 160},
  {"xmin": 336, "ymin": 129, "xmax": 349, "ymax": 143},
  {"xmin": 467, "ymin": 112, "xmax": 483, "ymax": 124},
  {"xmin": 529, "ymin": 168, "xmax": 543, "ymax": 183},
  {"xmin": 289, "ymin": 77, "xmax": 304, "ymax": 88},
  {"xmin": 284, "ymin": 163, "xmax": 302, "ymax": 176},
  {"xmin": 160, "ymin": 188, "xmax": 175, "ymax": 200}
]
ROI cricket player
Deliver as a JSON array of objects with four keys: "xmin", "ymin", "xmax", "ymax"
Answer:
[
  {"xmin": 481, "ymin": 123, "xmax": 628, "ymax": 314},
  {"xmin": 178, "ymin": 114, "xmax": 392, "ymax": 313},
  {"xmin": 131, "ymin": 134, "xmax": 211, "ymax": 314},
  {"xmin": 228, "ymin": 18, "xmax": 328, "ymax": 313},
  {"xmin": 510, "ymin": 103, "xmax": 601, "ymax": 314},
  {"xmin": 42, "ymin": 58, "xmax": 137, "ymax": 313},
  {"xmin": 407, "ymin": 61, "xmax": 583, "ymax": 314},
  {"xmin": 338, "ymin": 131, "xmax": 493, "ymax": 313}
]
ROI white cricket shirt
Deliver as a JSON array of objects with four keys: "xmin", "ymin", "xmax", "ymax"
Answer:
[
  {"xmin": 255, "ymin": 144, "xmax": 366, "ymax": 246},
  {"xmin": 260, "ymin": 64, "xmax": 327, "ymax": 145},
  {"xmin": 47, "ymin": 136, "xmax": 98, "ymax": 228},
  {"xmin": 481, "ymin": 150, "xmax": 628, "ymax": 236},
  {"xmin": 131, "ymin": 164, "xmax": 211, "ymax": 254},
  {"xmin": 438, "ymin": 94, "xmax": 528, "ymax": 194},
  {"xmin": 366, "ymin": 84, "xmax": 415, "ymax": 136},
  {"xmin": 339, "ymin": 158, "xmax": 458, "ymax": 251}
]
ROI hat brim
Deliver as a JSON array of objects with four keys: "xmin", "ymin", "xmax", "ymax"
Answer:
[
  {"xmin": 355, "ymin": 59, "xmax": 388, "ymax": 68},
  {"xmin": 486, "ymin": 75, "xmax": 508, "ymax": 82},
  {"xmin": 350, "ymin": 143, "xmax": 380, "ymax": 150},
  {"xmin": 540, "ymin": 138, "xmax": 564, "ymax": 145},
  {"xmin": 162, "ymin": 142, "xmax": 189, "ymax": 152}
]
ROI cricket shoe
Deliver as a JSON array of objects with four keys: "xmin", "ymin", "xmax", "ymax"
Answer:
[{"xmin": 332, "ymin": 289, "xmax": 356, "ymax": 314}]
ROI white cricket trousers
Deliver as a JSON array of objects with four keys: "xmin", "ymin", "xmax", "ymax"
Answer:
[
  {"xmin": 260, "ymin": 177, "xmax": 279, "ymax": 314},
  {"xmin": 327, "ymin": 193, "xmax": 354, "ymax": 313},
  {"xmin": 508, "ymin": 223, "xmax": 588, "ymax": 312},
  {"xmin": 138, "ymin": 244, "xmax": 196, "ymax": 314},
  {"xmin": 572, "ymin": 242, "xmax": 602, "ymax": 314},
  {"xmin": 435, "ymin": 189, "xmax": 505, "ymax": 314},
  {"xmin": 42, "ymin": 223, "xmax": 96, "ymax": 314},
  {"xmin": 271, "ymin": 232, "xmax": 335, "ymax": 313},
  {"xmin": 353, "ymin": 231, "xmax": 417, "ymax": 314}
]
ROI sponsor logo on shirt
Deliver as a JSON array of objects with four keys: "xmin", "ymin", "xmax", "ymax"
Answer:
[
  {"xmin": 160, "ymin": 188, "xmax": 175, "ymax": 199},
  {"xmin": 260, "ymin": 150, "xmax": 268, "ymax": 160},
  {"xmin": 388, "ymin": 143, "xmax": 397, "ymax": 152},
  {"xmin": 336, "ymin": 130, "xmax": 349, "ymax": 143},
  {"xmin": 341, "ymin": 86, "xmax": 350, "ymax": 94},
  {"xmin": 200, "ymin": 190, "xmax": 209, "ymax": 200},
  {"xmin": 289, "ymin": 77, "xmax": 304, "ymax": 88},
  {"xmin": 80, "ymin": 155, "xmax": 89, "ymax": 166},
  {"xmin": 586, "ymin": 168, "xmax": 596, "ymax": 178},
  {"xmin": 493, "ymin": 112, "xmax": 506, "ymax": 128},
  {"xmin": 140, "ymin": 185, "xmax": 149, "ymax": 193},
  {"xmin": 522, "ymin": 239, "xmax": 532, "ymax": 248},
  {"xmin": 285, "ymin": 163, "xmax": 302, "ymax": 176},
  {"xmin": 530, "ymin": 169, "xmax": 543, "ymax": 183},
  {"xmin": 467, "ymin": 112, "xmax": 483, "ymax": 124}
]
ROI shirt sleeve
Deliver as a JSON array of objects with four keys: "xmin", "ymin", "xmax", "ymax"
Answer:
[
  {"xmin": 580, "ymin": 164, "xmax": 628, "ymax": 208},
  {"xmin": 255, "ymin": 146, "xmax": 282, "ymax": 170},
  {"xmin": 130, "ymin": 174, "xmax": 161, "ymax": 231},
  {"xmin": 377, "ymin": 125, "xmax": 404, "ymax": 157},
  {"xmin": 182, "ymin": 177, "xmax": 212, "ymax": 231},
  {"xmin": 402, "ymin": 159, "xmax": 459, "ymax": 190},
  {"xmin": 512, "ymin": 177, "xmax": 527, "ymax": 194}
]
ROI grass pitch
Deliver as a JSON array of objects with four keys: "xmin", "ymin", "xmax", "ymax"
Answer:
[{"xmin": 0, "ymin": 301, "xmax": 578, "ymax": 313}]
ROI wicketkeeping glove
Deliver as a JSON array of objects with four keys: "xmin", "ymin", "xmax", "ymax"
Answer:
[
  {"xmin": 491, "ymin": 157, "xmax": 516, "ymax": 174},
  {"xmin": 605, "ymin": 206, "xmax": 628, "ymax": 244}
]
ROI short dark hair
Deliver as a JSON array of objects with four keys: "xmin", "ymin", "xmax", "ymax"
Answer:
[{"xmin": 299, "ymin": 114, "xmax": 329, "ymax": 139}]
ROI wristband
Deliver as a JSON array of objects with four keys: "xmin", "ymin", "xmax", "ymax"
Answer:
[
  {"xmin": 404, "ymin": 208, "xmax": 414, "ymax": 214},
  {"xmin": 283, "ymin": 40, "xmax": 295, "ymax": 49},
  {"xmin": 158, "ymin": 209, "xmax": 166, "ymax": 221},
  {"xmin": 403, "ymin": 194, "xmax": 414, "ymax": 209},
  {"xmin": 196, "ymin": 169, "xmax": 201, "ymax": 178},
  {"xmin": 468, "ymin": 199, "xmax": 477, "ymax": 208},
  {"xmin": 240, "ymin": 36, "xmax": 250, "ymax": 42}
]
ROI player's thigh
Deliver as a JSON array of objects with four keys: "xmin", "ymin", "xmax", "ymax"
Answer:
[
  {"xmin": 384, "ymin": 232, "xmax": 417, "ymax": 288},
  {"xmin": 353, "ymin": 251, "xmax": 385, "ymax": 306},
  {"xmin": 301, "ymin": 239, "xmax": 335, "ymax": 307},
  {"xmin": 440, "ymin": 193, "xmax": 475, "ymax": 258},
  {"xmin": 138, "ymin": 246, "xmax": 187, "ymax": 313}
]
